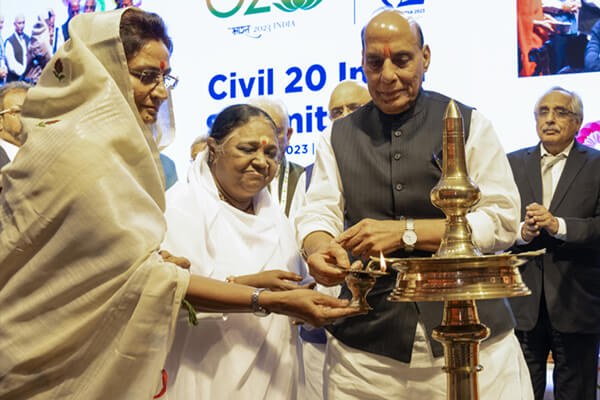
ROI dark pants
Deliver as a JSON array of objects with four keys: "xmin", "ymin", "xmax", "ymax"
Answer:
[{"xmin": 515, "ymin": 298, "xmax": 599, "ymax": 400}]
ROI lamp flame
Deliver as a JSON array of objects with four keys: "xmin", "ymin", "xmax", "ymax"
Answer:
[{"xmin": 379, "ymin": 250, "xmax": 387, "ymax": 272}]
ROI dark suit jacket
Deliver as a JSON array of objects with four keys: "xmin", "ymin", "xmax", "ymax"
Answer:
[
  {"xmin": 0, "ymin": 145, "xmax": 9, "ymax": 168},
  {"xmin": 507, "ymin": 141, "xmax": 600, "ymax": 334}
]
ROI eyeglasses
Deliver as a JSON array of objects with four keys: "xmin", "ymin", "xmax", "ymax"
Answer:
[
  {"xmin": 536, "ymin": 107, "xmax": 578, "ymax": 120},
  {"xmin": 0, "ymin": 105, "xmax": 22, "ymax": 116},
  {"xmin": 129, "ymin": 69, "xmax": 179, "ymax": 89},
  {"xmin": 330, "ymin": 103, "xmax": 363, "ymax": 120}
]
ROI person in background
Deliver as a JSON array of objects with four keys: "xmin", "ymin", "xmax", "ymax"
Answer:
[
  {"xmin": 4, "ymin": 14, "xmax": 29, "ymax": 83},
  {"xmin": 0, "ymin": 82, "xmax": 30, "ymax": 161},
  {"xmin": 250, "ymin": 97, "xmax": 308, "ymax": 220},
  {"xmin": 0, "ymin": 9, "xmax": 357, "ymax": 399},
  {"xmin": 507, "ymin": 86, "xmax": 600, "ymax": 400},
  {"xmin": 84, "ymin": 0, "xmax": 97, "ymax": 13},
  {"xmin": 45, "ymin": 9, "xmax": 59, "ymax": 54},
  {"xmin": 116, "ymin": 0, "xmax": 134, "ymax": 9},
  {"xmin": 0, "ymin": 15, "xmax": 7, "ymax": 83},
  {"xmin": 58, "ymin": 0, "xmax": 81, "ymax": 46},
  {"xmin": 297, "ymin": 9, "xmax": 533, "ymax": 399},
  {"xmin": 584, "ymin": 18, "xmax": 600, "ymax": 70},
  {"xmin": 23, "ymin": 17, "xmax": 52, "ymax": 85},
  {"xmin": 328, "ymin": 80, "xmax": 371, "ymax": 121}
]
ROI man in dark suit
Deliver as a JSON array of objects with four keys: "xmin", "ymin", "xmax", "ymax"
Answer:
[
  {"xmin": 0, "ymin": 146, "xmax": 9, "ymax": 169},
  {"xmin": 508, "ymin": 86, "xmax": 600, "ymax": 400}
]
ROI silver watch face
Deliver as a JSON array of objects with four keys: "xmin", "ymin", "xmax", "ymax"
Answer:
[{"xmin": 403, "ymin": 230, "xmax": 417, "ymax": 245}]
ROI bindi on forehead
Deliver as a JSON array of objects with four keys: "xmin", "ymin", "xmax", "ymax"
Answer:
[
  {"xmin": 160, "ymin": 61, "xmax": 165, "ymax": 71},
  {"xmin": 259, "ymin": 135, "xmax": 270, "ymax": 146}
]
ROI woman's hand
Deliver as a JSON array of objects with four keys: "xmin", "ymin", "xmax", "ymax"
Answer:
[
  {"xmin": 159, "ymin": 250, "xmax": 191, "ymax": 270},
  {"xmin": 232, "ymin": 270, "xmax": 313, "ymax": 291},
  {"xmin": 260, "ymin": 289, "xmax": 363, "ymax": 328}
]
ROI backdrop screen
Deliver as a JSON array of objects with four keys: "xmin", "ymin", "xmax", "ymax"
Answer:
[{"xmin": 2, "ymin": 0, "xmax": 600, "ymax": 176}]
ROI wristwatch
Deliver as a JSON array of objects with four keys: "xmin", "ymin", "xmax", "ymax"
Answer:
[
  {"xmin": 402, "ymin": 218, "xmax": 417, "ymax": 253},
  {"xmin": 251, "ymin": 288, "xmax": 271, "ymax": 317}
]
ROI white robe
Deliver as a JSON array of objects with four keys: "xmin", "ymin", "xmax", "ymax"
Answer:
[
  {"xmin": 0, "ymin": 9, "xmax": 189, "ymax": 400},
  {"xmin": 162, "ymin": 151, "xmax": 306, "ymax": 400}
]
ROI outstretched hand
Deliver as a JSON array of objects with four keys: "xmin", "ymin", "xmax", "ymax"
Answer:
[
  {"xmin": 306, "ymin": 238, "xmax": 363, "ymax": 287},
  {"xmin": 232, "ymin": 270, "xmax": 314, "ymax": 291},
  {"xmin": 264, "ymin": 289, "xmax": 363, "ymax": 327}
]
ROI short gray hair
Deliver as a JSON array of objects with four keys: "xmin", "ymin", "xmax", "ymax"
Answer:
[{"xmin": 534, "ymin": 86, "xmax": 583, "ymax": 123}]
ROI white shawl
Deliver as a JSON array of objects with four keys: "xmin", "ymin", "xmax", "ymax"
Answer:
[
  {"xmin": 0, "ymin": 9, "xmax": 189, "ymax": 400},
  {"xmin": 162, "ymin": 151, "xmax": 306, "ymax": 399}
]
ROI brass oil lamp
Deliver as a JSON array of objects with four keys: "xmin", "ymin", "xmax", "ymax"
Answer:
[{"xmin": 380, "ymin": 100, "xmax": 542, "ymax": 400}]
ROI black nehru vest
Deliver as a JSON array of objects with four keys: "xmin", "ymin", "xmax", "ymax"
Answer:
[
  {"xmin": 327, "ymin": 90, "xmax": 515, "ymax": 363},
  {"xmin": 6, "ymin": 34, "xmax": 29, "ymax": 83}
]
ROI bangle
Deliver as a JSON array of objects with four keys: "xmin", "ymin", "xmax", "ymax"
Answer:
[
  {"xmin": 251, "ymin": 288, "xmax": 271, "ymax": 317},
  {"xmin": 225, "ymin": 276, "xmax": 235, "ymax": 283}
]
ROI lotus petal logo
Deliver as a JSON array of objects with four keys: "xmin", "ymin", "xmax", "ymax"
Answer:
[
  {"xmin": 274, "ymin": 0, "xmax": 323, "ymax": 12},
  {"xmin": 381, "ymin": 0, "xmax": 425, "ymax": 7}
]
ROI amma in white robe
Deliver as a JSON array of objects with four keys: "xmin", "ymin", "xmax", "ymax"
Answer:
[{"xmin": 162, "ymin": 151, "xmax": 306, "ymax": 399}]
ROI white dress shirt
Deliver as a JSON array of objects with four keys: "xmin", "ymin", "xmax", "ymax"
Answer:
[{"xmin": 1, "ymin": 141, "xmax": 19, "ymax": 161}]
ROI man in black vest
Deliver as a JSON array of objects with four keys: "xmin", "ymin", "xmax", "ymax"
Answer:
[
  {"xmin": 4, "ymin": 14, "xmax": 29, "ymax": 83},
  {"xmin": 508, "ymin": 87, "xmax": 600, "ymax": 400},
  {"xmin": 296, "ymin": 9, "xmax": 533, "ymax": 399}
]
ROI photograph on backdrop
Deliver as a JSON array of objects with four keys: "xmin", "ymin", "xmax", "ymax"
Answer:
[
  {"xmin": 0, "ymin": 0, "xmax": 141, "ymax": 86},
  {"xmin": 517, "ymin": 0, "xmax": 600, "ymax": 77}
]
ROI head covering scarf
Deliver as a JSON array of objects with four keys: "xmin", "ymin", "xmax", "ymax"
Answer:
[{"xmin": 0, "ymin": 8, "xmax": 189, "ymax": 400}]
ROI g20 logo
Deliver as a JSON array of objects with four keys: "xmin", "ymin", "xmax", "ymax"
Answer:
[
  {"xmin": 381, "ymin": 0, "xmax": 425, "ymax": 7},
  {"xmin": 207, "ymin": 0, "xmax": 323, "ymax": 18}
]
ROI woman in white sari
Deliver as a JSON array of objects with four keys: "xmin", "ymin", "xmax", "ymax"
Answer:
[
  {"xmin": 162, "ymin": 104, "xmax": 309, "ymax": 399},
  {"xmin": 0, "ymin": 10, "xmax": 356, "ymax": 400}
]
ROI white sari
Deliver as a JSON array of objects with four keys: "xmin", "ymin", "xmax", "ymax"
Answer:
[{"xmin": 162, "ymin": 150, "xmax": 307, "ymax": 399}]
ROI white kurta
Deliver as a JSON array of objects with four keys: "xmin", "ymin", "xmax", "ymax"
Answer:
[
  {"xmin": 162, "ymin": 151, "xmax": 307, "ymax": 400},
  {"xmin": 0, "ymin": 10, "xmax": 189, "ymax": 400}
]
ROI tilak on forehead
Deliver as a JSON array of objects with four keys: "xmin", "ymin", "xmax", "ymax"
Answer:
[
  {"xmin": 160, "ymin": 60, "xmax": 165, "ymax": 71},
  {"xmin": 383, "ymin": 43, "xmax": 391, "ymax": 58},
  {"xmin": 259, "ymin": 135, "xmax": 269, "ymax": 146}
]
